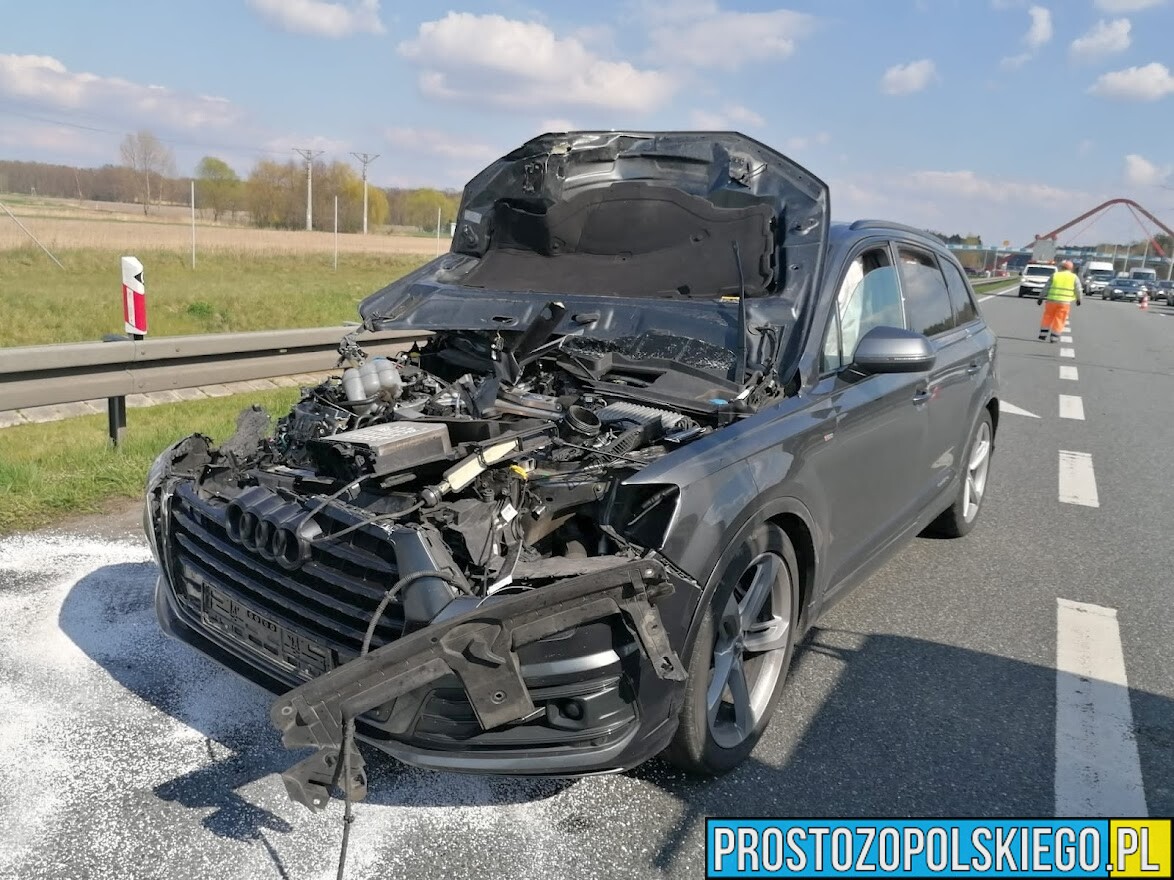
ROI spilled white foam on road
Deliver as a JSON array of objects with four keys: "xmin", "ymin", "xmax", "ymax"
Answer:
[{"xmin": 0, "ymin": 530, "xmax": 686, "ymax": 880}]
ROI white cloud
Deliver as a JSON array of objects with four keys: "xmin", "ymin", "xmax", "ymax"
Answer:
[
  {"xmin": 1070, "ymin": 19, "xmax": 1131, "ymax": 61},
  {"xmin": 1123, "ymin": 153, "xmax": 1171, "ymax": 186},
  {"xmin": 1025, "ymin": 6, "xmax": 1053, "ymax": 48},
  {"xmin": 999, "ymin": 5, "xmax": 1052, "ymax": 68},
  {"xmin": 880, "ymin": 59, "xmax": 937, "ymax": 95},
  {"xmin": 688, "ymin": 104, "xmax": 766, "ymax": 129},
  {"xmin": 398, "ymin": 13, "xmax": 676, "ymax": 112},
  {"xmin": 263, "ymin": 134, "xmax": 350, "ymax": 156},
  {"xmin": 384, "ymin": 127, "xmax": 498, "ymax": 162},
  {"xmin": 784, "ymin": 131, "xmax": 832, "ymax": 152},
  {"xmin": 834, "ymin": 168, "xmax": 1093, "ymax": 245},
  {"xmin": 907, "ymin": 170, "xmax": 1082, "ymax": 204},
  {"xmin": 645, "ymin": 4, "xmax": 817, "ymax": 72},
  {"xmin": 1094, "ymin": 0, "xmax": 1165, "ymax": 11},
  {"xmin": 1088, "ymin": 62, "xmax": 1174, "ymax": 100},
  {"xmin": 0, "ymin": 54, "xmax": 241, "ymax": 130},
  {"xmin": 538, "ymin": 119, "xmax": 577, "ymax": 133},
  {"xmin": 246, "ymin": 0, "xmax": 384, "ymax": 38},
  {"xmin": 1000, "ymin": 52, "xmax": 1033, "ymax": 70}
]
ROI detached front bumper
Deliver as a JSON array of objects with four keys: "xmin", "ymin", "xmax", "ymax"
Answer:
[{"xmin": 155, "ymin": 553, "xmax": 687, "ymax": 811}]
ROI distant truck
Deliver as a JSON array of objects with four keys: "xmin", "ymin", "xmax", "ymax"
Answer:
[
  {"xmin": 1018, "ymin": 263, "xmax": 1056, "ymax": 298},
  {"xmin": 1081, "ymin": 260, "xmax": 1115, "ymax": 296},
  {"xmin": 1128, "ymin": 266, "xmax": 1158, "ymax": 285}
]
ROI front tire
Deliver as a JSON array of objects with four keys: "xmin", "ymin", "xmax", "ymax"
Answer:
[
  {"xmin": 664, "ymin": 523, "xmax": 799, "ymax": 776},
  {"xmin": 928, "ymin": 410, "xmax": 993, "ymax": 538}
]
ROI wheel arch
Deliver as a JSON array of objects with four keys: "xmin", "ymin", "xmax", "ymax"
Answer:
[
  {"xmin": 986, "ymin": 395, "xmax": 1000, "ymax": 441},
  {"xmin": 679, "ymin": 496, "xmax": 824, "ymax": 663}
]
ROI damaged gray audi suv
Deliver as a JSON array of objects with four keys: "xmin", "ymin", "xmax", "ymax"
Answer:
[{"xmin": 144, "ymin": 131, "xmax": 998, "ymax": 809}]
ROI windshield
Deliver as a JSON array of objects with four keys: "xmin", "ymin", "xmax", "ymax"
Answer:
[
  {"xmin": 1025, "ymin": 266, "xmax": 1055, "ymax": 276},
  {"xmin": 1087, "ymin": 270, "xmax": 1113, "ymax": 279}
]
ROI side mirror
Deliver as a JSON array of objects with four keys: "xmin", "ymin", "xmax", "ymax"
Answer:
[{"xmin": 851, "ymin": 325, "xmax": 936, "ymax": 374}]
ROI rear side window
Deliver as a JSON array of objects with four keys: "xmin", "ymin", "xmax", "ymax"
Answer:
[
  {"xmin": 940, "ymin": 260, "xmax": 980, "ymax": 326},
  {"xmin": 897, "ymin": 247, "xmax": 955, "ymax": 337}
]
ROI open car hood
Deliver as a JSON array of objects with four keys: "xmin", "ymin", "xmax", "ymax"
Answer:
[{"xmin": 360, "ymin": 131, "xmax": 830, "ymax": 386}]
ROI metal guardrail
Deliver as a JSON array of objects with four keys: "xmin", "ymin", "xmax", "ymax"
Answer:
[{"xmin": 0, "ymin": 326, "xmax": 429, "ymax": 443}]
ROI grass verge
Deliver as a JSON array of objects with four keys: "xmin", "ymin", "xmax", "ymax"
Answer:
[
  {"xmin": 0, "ymin": 387, "xmax": 299, "ymax": 535},
  {"xmin": 0, "ymin": 247, "xmax": 428, "ymax": 347}
]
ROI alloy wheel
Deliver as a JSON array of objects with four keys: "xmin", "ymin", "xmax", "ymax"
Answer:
[
  {"xmin": 962, "ymin": 420, "xmax": 992, "ymax": 523},
  {"xmin": 706, "ymin": 551, "xmax": 792, "ymax": 749}
]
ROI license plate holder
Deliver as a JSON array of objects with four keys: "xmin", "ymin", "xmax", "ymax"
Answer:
[{"xmin": 202, "ymin": 585, "xmax": 333, "ymax": 679}]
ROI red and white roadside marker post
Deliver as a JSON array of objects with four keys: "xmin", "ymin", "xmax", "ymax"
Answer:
[
  {"xmin": 111, "ymin": 256, "xmax": 146, "ymax": 445},
  {"xmin": 122, "ymin": 256, "xmax": 147, "ymax": 340}
]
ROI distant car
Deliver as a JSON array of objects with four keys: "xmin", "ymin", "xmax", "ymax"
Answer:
[
  {"xmin": 1104, "ymin": 278, "xmax": 1147, "ymax": 302},
  {"xmin": 1018, "ymin": 264, "xmax": 1056, "ymax": 298},
  {"xmin": 1082, "ymin": 268, "xmax": 1115, "ymax": 296},
  {"xmin": 1155, "ymin": 280, "xmax": 1174, "ymax": 305}
]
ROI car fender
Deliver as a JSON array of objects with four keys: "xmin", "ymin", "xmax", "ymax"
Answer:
[{"xmin": 675, "ymin": 488, "xmax": 824, "ymax": 665}]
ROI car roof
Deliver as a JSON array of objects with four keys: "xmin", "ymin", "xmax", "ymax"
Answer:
[{"xmin": 829, "ymin": 220, "xmax": 951, "ymax": 252}]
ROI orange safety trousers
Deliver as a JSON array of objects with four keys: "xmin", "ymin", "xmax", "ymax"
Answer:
[{"xmin": 1039, "ymin": 301, "xmax": 1070, "ymax": 340}]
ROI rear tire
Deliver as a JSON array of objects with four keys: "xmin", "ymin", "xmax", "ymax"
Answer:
[
  {"xmin": 664, "ymin": 523, "xmax": 799, "ymax": 776},
  {"xmin": 928, "ymin": 410, "xmax": 994, "ymax": 538}
]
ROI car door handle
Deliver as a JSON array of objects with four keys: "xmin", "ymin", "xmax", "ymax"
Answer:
[
  {"xmin": 966, "ymin": 361, "xmax": 981, "ymax": 375},
  {"xmin": 912, "ymin": 387, "xmax": 931, "ymax": 404}
]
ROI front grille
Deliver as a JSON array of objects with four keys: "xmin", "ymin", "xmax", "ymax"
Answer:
[{"xmin": 167, "ymin": 482, "xmax": 405, "ymax": 672}]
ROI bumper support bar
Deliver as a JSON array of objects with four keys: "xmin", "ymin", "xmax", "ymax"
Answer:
[{"xmin": 269, "ymin": 559, "xmax": 685, "ymax": 810}]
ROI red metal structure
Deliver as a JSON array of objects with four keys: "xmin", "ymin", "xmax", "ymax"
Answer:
[{"xmin": 1026, "ymin": 198, "xmax": 1172, "ymax": 257}]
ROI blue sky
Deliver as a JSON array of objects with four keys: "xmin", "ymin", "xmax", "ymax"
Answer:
[{"xmin": 2, "ymin": 0, "xmax": 1172, "ymax": 244}]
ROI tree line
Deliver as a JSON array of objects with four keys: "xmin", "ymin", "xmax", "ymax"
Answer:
[{"xmin": 0, "ymin": 130, "xmax": 463, "ymax": 235}]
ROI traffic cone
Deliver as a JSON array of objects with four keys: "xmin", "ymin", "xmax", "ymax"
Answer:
[{"xmin": 1140, "ymin": 293, "xmax": 1149, "ymax": 310}]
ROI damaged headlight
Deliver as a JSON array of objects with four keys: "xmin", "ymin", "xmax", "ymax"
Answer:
[{"xmin": 610, "ymin": 483, "xmax": 680, "ymax": 550}]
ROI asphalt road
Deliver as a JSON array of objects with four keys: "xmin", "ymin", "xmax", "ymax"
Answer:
[{"xmin": 0, "ymin": 288, "xmax": 1171, "ymax": 880}]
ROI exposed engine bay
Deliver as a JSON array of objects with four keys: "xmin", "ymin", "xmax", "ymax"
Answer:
[{"xmin": 178, "ymin": 314, "xmax": 761, "ymax": 625}]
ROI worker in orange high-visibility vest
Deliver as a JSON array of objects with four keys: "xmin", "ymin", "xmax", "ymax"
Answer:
[{"xmin": 1038, "ymin": 260, "xmax": 1082, "ymax": 342}]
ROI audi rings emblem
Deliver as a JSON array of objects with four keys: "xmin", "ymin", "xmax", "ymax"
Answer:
[{"xmin": 224, "ymin": 487, "xmax": 322, "ymax": 571}]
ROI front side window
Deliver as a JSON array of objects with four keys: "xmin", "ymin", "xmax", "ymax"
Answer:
[
  {"xmin": 897, "ymin": 247, "xmax": 955, "ymax": 338},
  {"xmin": 822, "ymin": 247, "xmax": 902, "ymax": 372}
]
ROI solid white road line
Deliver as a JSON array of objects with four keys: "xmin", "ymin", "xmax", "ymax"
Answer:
[
  {"xmin": 1061, "ymin": 335, "xmax": 1073, "ymax": 343},
  {"xmin": 1055, "ymin": 599, "xmax": 1148, "ymax": 817},
  {"xmin": 1060, "ymin": 366, "xmax": 1079, "ymax": 381},
  {"xmin": 1059, "ymin": 395, "xmax": 1085, "ymax": 421},
  {"xmin": 1060, "ymin": 348, "xmax": 1076, "ymax": 359},
  {"xmin": 1059, "ymin": 451, "xmax": 1099, "ymax": 507}
]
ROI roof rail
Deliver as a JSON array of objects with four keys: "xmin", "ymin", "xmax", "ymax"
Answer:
[{"xmin": 848, "ymin": 219, "xmax": 937, "ymax": 238}]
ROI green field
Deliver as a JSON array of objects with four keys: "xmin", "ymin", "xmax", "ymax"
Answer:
[
  {"xmin": 0, "ymin": 247, "xmax": 428, "ymax": 347},
  {"xmin": 0, "ymin": 387, "xmax": 300, "ymax": 534}
]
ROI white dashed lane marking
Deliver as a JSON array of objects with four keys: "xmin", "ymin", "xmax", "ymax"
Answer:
[
  {"xmin": 1055, "ymin": 599, "xmax": 1148, "ymax": 816},
  {"xmin": 1061, "ymin": 335, "xmax": 1073, "ymax": 343},
  {"xmin": 1059, "ymin": 395, "xmax": 1085, "ymax": 421},
  {"xmin": 1060, "ymin": 348, "xmax": 1076, "ymax": 359},
  {"xmin": 1060, "ymin": 366, "xmax": 1079, "ymax": 381},
  {"xmin": 1058, "ymin": 451, "xmax": 1099, "ymax": 507}
]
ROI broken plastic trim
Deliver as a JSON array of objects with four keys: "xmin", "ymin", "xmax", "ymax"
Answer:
[{"xmin": 270, "ymin": 559, "xmax": 686, "ymax": 811}]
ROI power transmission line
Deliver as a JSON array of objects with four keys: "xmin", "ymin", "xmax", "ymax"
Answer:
[
  {"xmin": 350, "ymin": 152, "xmax": 379, "ymax": 234},
  {"xmin": 293, "ymin": 148, "xmax": 324, "ymax": 231}
]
